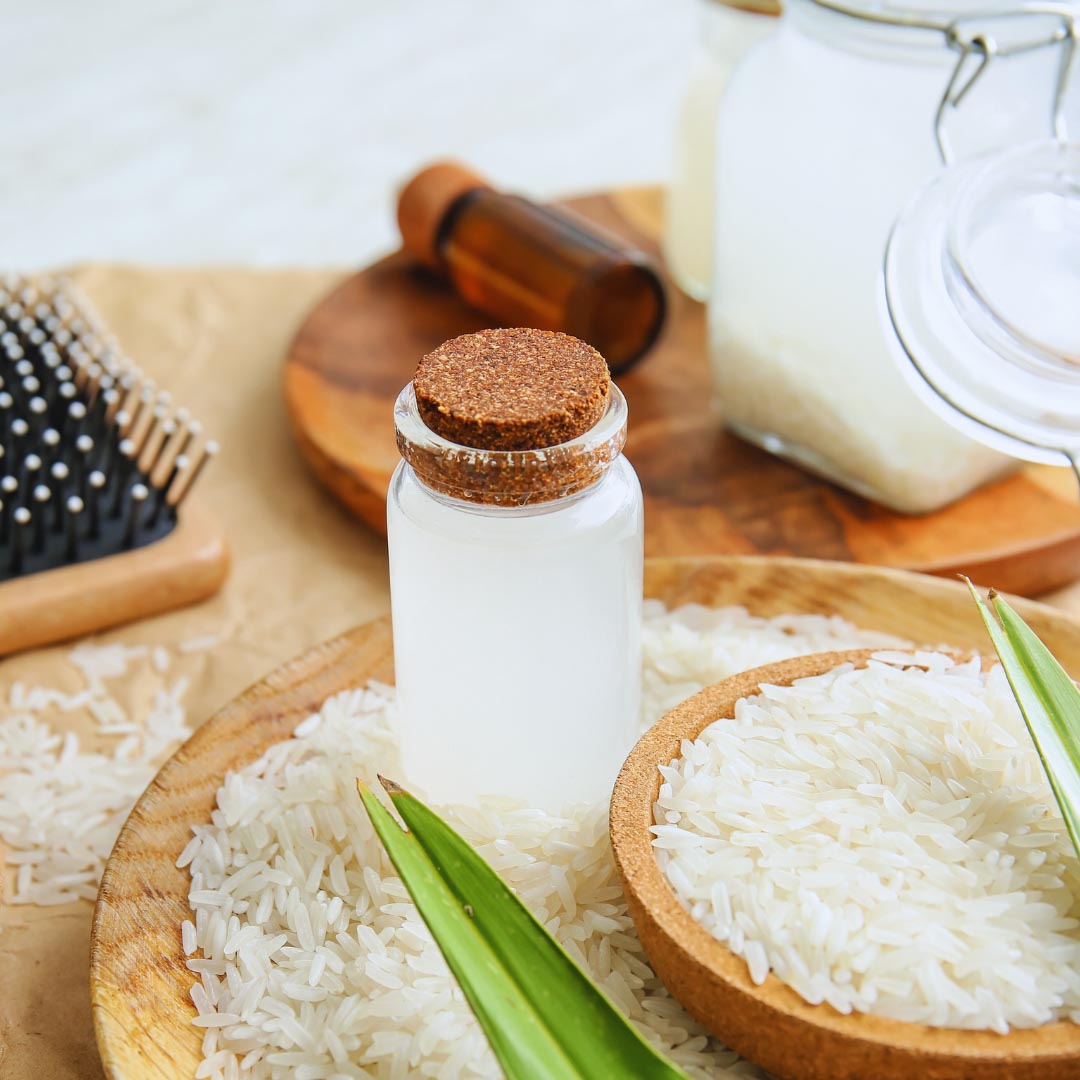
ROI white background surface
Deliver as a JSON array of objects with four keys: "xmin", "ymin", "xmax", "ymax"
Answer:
[{"xmin": 3, "ymin": 0, "xmax": 695, "ymax": 271}]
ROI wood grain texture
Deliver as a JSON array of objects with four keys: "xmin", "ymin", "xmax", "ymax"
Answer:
[
  {"xmin": 283, "ymin": 187, "xmax": 1080, "ymax": 598},
  {"xmin": 0, "ymin": 503, "xmax": 229, "ymax": 656},
  {"xmin": 611, "ymin": 647, "xmax": 1080, "ymax": 1080},
  {"xmin": 90, "ymin": 555, "xmax": 1080, "ymax": 1080},
  {"xmin": 91, "ymin": 617, "xmax": 394, "ymax": 1080}
]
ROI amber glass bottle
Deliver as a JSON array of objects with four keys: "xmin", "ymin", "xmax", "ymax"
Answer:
[{"xmin": 397, "ymin": 162, "xmax": 665, "ymax": 374}]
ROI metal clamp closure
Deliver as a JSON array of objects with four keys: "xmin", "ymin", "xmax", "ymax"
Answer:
[
  {"xmin": 808, "ymin": 0, "xmax": 1078, "ymax": 162},
  {"xmin": 937, "ymin": 6, "xmax": 1078, "ymax": 161}
]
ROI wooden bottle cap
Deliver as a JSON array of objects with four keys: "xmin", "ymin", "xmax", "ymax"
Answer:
[
  {"xmin": 709, "ymin": 0, "xmax": 780, "ymax": 14},
  {"xmin": 397, "ymin": 161, "xmax": 491, "ymax": 269},
  {"xmin": 413, "ymin": 328, "xmax": 611, "ymax": 451}
]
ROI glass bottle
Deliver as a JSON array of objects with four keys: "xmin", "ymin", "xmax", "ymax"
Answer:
[
  {"xmin": 386, "ymin": 329, "xmax": 644, "ymax": 811},
  {"xmin": 397, "ymin": 162, "xmax": 666, "ymax": 374},
  {"xmin": 664, "ymin": 0, "xmax": 780, "ymax": 301}
]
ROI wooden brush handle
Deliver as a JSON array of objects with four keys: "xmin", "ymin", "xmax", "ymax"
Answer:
[{"xmin": 0, "ymin": 503, "xmax": 228, "ymax": 655}]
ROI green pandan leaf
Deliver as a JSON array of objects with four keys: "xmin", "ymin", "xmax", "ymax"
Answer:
[
  {"xmin": 357, "ymin": 778, "xmax": 691, "ymax": 1080},
  {"xmin": 968, "ymin": 579, "xmax": 1080, "ymax": 859}
]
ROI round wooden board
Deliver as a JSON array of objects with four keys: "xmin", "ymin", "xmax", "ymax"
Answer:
[
  {"xmin": 612, "ymin": 648, "xmax": 1080, "ymax": 1080},
  {"xmin": 283, "ymin": 187, "xmax": 1080, "ymax": 598},
  {"xmin": 91, "ymin": 555, "xmax": 1080, "ymax": 1080}
]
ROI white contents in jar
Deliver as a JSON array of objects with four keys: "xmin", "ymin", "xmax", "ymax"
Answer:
[
  {"xmin": 709, "ymin": 13, "xmax": 1019, "ymax": 513},
  {"xmin": 387, "ymin": 457, "xmax": 643, "ymax": 811}
]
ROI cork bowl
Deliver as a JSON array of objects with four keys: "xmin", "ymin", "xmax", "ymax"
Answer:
[{"xmin": 610, "ymin": 648, "xmax": 1080, "ymax": 1080}]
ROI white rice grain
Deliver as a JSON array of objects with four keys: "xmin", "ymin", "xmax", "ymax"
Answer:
[
  {"xmin": 0, "ymin": 641, "xmax": 194, "ymax": 905},
  {"xmin": 183, "ymin": 602, "xmax": 905, "ymax": 1079},
  {"xmin": 656, "ymin": 652, "xmax": 1080, "ymax": 1033}
]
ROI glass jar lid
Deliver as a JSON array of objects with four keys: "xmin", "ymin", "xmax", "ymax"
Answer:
[{"xmin": 884, "ymin": 138, "xmax": 1080, "ymax": 469}]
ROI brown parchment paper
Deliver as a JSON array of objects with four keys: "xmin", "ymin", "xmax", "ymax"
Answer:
[
  {"xmin": 3, "ymin": 265, "xmax": 1080, "ymax": 1080},
  {"xmin": 0, "ymin": 265, "xmax": 392, "ymax": 1079}
]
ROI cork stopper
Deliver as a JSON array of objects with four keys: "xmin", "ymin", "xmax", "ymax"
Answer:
[
  {"xmin": 413, "ymin": 328, "xmax": 611, "ymax": 452},
  {"xmin": 397, "ymin": 161, "xmax": 491, "ymax": 269}
]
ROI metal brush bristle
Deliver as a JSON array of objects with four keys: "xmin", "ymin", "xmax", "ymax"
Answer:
[{"xmin": 0, "ymin": 274, "xmax": 215, "ymax": 582}]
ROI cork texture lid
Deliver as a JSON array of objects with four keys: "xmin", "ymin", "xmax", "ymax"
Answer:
[
  {"xmin": 397, "ymin": 161, "xmax": 490, "ymax": 269},
  {"xmin": 413, "ymin": 328, "xmax": 611, "ymax": 451}
]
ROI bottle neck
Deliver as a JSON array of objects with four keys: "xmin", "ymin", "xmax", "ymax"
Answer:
[
  {"xmin": 394, "ymin": 383, "xmax": 629, "ymax": 508},
  {"xmin": 696, "ymin": 0, "xmax": 779, "ymax": 44}
]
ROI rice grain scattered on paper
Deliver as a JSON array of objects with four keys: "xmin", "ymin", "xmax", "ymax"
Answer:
[{"xmin": 0, "ymin": 643, "xmax": 192, "ymax": 906}]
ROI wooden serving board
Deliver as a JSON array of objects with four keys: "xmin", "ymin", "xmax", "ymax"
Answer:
[
  {"xmin": 91, "ymin": 555, "xmax": 1080, "ymax": 1080},
  {"xmin": 283, "ymin": 187, "xmax": 1080, "ymax": 598}
]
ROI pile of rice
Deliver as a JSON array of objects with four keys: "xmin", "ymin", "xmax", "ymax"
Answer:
[
  {"xmin": 0, "ymin": 637, "xmax": 213, "ymax": 905},
  {"xmin": 656, "ymin": 651, "xmax": 1080, "ymax": 1033},
  {"xmin": 182, "ymin": 602, "xmax": 900, "ymax": 1080}
]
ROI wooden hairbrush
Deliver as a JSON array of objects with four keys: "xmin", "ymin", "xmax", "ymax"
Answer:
[{"xmin": 0, "ymin": 276, "xmax": 228, "ymax": 654}]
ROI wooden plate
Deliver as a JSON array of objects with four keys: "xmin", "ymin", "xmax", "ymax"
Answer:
[
  {"xmin": 90, "ymin": 555, "xmax": 1080, "ymax": 1080},
  {"xmin": 283, "ymin": 187, "xmax": 1080, "ymax": 597},
  {"xmin": 611, "ymin": 648, "xmax": 1080, "ymax": 1080}
]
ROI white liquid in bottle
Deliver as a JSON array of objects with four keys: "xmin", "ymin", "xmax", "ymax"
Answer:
[
  {"xmin": 388, "ymin": 455, "xmax": 642, "ymax": 810},
  {"xmin": 386, "ymin": 332, "xmax": 644, "ymax": 811}
]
